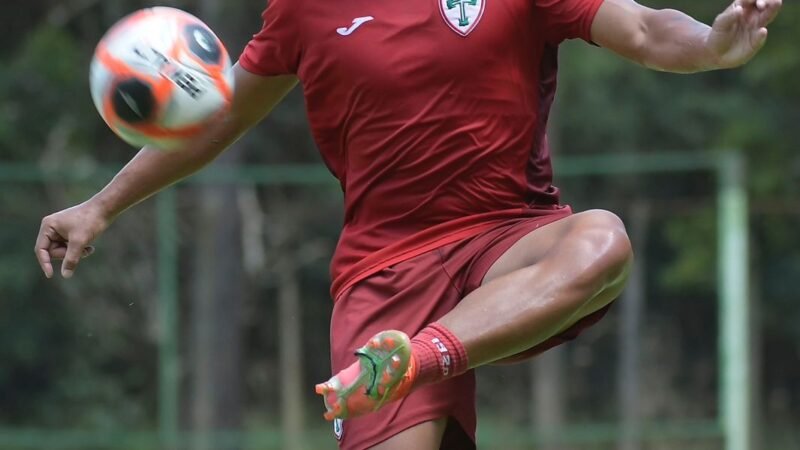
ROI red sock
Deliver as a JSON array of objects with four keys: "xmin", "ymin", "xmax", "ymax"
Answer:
[{"xmin": 410, "ymin": 322, "xmax": 469, "ymax": 386}]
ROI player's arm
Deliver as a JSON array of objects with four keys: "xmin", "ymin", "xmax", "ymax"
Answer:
[
  {"xmin": 590, "ymin": 0, "xmax": 782, "ymax": 73},
  {"xmin": 91, "ymin": 66, "xmax": 296, "ymax": 219},
  {"xmin": 35, "ymin": 65, "xmax": 297, "ymax": 279}
]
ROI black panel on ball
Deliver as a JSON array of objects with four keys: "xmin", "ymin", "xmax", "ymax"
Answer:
[
  {"xmin": 184, "ymin": 24, "xmax": 221, "ymax": 64},
  {"xmin": 112, "ymin": 78, "xmax": 155, "ymax": 123}
]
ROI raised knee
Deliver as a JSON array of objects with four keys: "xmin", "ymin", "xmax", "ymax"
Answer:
[{"xmin": 573, "ymin": 210, "xmax": 633, "ymax": 287}]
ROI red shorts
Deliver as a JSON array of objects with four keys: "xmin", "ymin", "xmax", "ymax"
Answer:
[{"xmin": 329, "ymin": 208, "xmax": 612, "ymax": 449}]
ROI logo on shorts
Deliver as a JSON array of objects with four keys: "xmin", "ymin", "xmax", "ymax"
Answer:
[
  {"xmin": 333, "ymin": 418, "xmax": 344, "ymax": 440},
  {"xmin": 439, "ymin": 0, "xmax": 485, "ymax": 36}
]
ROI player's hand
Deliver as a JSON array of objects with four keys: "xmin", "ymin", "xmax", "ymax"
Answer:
[
  {"xmin": 707, "ymin": 0, "xmax": 782, "ymax": 69},
  {"xmin": 35, "ymin": 201, "xmax": 110, "ymax": 279}
]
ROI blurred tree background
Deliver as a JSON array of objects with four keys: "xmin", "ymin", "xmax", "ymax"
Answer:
[{"xmin": 0, "ymin": 0, "xmax": 797, "ymax": 449}]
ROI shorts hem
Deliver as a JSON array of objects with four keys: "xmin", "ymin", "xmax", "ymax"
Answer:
[{"xmin": 340, "ymin": 406, "xmax": 475, "ymax": 450}]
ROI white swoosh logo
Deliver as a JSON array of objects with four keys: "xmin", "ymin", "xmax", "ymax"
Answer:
[{"xmin": 337, "ymin": 16, "xmax": 374, "ymax": 36}]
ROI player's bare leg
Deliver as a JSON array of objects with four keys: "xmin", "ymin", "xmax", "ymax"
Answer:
[
  {"xmin": 366, "ymin": 419, "xmax": 446, "ymax": 450},
  {"xmin": 443, "ymin": 209, "xmax": 632, "ymax": 366},
  {"xmin": 317, "ymin": 209, "xmax": 632, "ymax": 420}
]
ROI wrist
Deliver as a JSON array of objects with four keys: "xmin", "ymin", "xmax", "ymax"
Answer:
[
  {"xmin": 697, "ymin": 26, "xmax": 726, "ymax": 71},
  {"xmin": 85, "ymin": 191, "xmax": 119, "ymax": 223}
]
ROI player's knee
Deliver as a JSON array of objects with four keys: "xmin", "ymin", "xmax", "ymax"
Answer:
[{"xmin": 574, "ymin": 210, "xmax": 633, "ymax": 290}]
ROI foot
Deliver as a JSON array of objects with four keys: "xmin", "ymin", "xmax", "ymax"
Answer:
[{"xmin": 315, "ymin": 330, "xmax": 416, "ymax": 420}]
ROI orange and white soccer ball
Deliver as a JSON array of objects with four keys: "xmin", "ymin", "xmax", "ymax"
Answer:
[{"xmin": 90, "ymin": 7, "xmax": 234, "ymax": 150}]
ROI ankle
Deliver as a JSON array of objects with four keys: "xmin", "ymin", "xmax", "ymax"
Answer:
[{"xmin": 410, "ymin": 323, "xmax": 469, "ymax": 386}]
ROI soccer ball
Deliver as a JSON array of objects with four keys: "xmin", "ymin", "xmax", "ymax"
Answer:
[{"xmin": 89, "ymin": 7, "xmax": 234, "ymax": 150}]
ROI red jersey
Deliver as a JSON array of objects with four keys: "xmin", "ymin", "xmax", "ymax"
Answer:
[{"xmin": 240, "ymin": 0, "xmax": 603, "ymax": 300}]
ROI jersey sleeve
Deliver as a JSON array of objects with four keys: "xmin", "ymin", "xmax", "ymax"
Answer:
[
  {"xmin": 239, "ymin": 0, "xmax": 301, "ymax": 76},
  {"xmin": 536, "ymin": 0, "xmax": 605, "ymax": 45}
]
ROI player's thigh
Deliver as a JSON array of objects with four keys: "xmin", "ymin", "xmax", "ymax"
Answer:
[
  {"xmin": 482, "ymin": 209, "xmax": 628, "ymax": 286},
  {"xmin": 368, "ymin": 419, "xmax": 447, "ymax": 450}
]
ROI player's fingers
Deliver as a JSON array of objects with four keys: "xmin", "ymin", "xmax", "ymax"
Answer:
[
  {"xmin": 48, "ymin": 244, "xmax": 94, "ymax": 260},
  {"xmin": 751, "ymin": 27, "xmax": 768, "ymax": 52},
  {"xmin": 757, "ymin": 0, "xmax": 782, "ymax": 27},
  {"xmin": 34, "ymin": 222, "xmax": 57, "ymax": 279},
  {"xmin": 35, "ymin": 248, "xmax": 54, "ymax": 279},
  {"xmin": 714, "ymin": 4, "xmax": 743, "ymax": 31},
  {"xmin": 735, "ymin": 0, "xmax": 769, "ymax": 18},
  {"xmin": 61, "ymin": 233, "xmax": 90, "ymax": 279},
  {"xmin": 48, "ymin": 245, "xmax": 67, "ymax": 260}
]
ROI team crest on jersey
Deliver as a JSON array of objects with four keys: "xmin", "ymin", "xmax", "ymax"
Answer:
[{"xmin": 439, "ymin": 0, "xmax": 485, "ymax": 36}]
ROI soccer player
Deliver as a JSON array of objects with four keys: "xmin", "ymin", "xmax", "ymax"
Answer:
[{"xmin": 35, "ymin": 0, "xmax": 780, "ymax": 448}]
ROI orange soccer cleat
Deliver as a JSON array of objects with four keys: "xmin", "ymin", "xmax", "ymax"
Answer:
[{"xmin": 315, "ymin": 330, "xmax": 417, "ymax": 421}]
